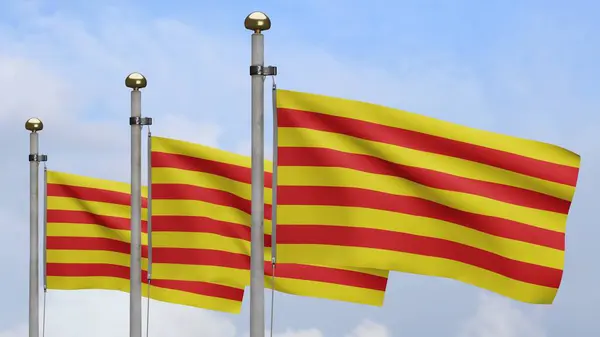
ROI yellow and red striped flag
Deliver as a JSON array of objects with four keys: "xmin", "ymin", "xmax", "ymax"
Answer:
[
  {"xmin": 45, "ymin": 170, "xmax": 245, "ymax": 313},
  {"xmin": 151, "ymin": 136, "xmax": 389, "ymax": 306},
  {"xmin": 274, "ymin": 89, "xmax": 581, "ymax": 304}
]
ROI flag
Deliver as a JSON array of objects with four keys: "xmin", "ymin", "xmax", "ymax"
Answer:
[
  {"xmin": 151, "ymin": 136, "xmax": 389, "ymax": 306},
  {"xmin": 274, "ymin": 89, "xmax": 581, "ymax": 304},
  {"xmin": 45, "ymin": 170, "xmax": 244, "ymax": 313}
]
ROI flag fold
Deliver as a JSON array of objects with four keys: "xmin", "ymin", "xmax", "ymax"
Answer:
[
  {"xmin": 151, "ymin": 136, "xmax": 389, "ymax": 306},
  {"xmin": 274, "ymin": 89, "xmax": 581, "ymax": 304},
  {"xmin": 45, "ymin": 170, "xmax": 245, "ymax": 313}
]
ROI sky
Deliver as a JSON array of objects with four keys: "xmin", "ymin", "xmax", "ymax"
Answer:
[{"xmin": 0, "ymin": 0, "xmax": 599, "ymax": 336}]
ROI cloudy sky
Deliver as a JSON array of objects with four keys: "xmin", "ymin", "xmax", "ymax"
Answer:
[{"xmin": 0, "ymin": 0, "xmax": 599, "ymax": 336}]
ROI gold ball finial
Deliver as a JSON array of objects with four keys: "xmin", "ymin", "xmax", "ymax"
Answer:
[
  {"xmin": 244, "ymin": 11, "xmax": 271, "ymax": 32},
  {"xmin": 125, "ymin": 72, "xmax": 147, "ymax": 89},
  {"xmin": 25, "ymin": 117, "xmax": 43, "ymax": 132}
]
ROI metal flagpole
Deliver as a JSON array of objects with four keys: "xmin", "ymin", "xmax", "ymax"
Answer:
[
  {"xmin": 269, "ymin": 78, "xmax": 278, "ymax": 337},
  {"xmin": 245, "ymin": 11, "xmax": 272, "ymax": 337},
  {"xmin": 271, "ymin": 80, "xmax": 278, "ymax": 266},
  {"xmin": 146, "ymin": 130, "xmax": 153, "ymax": 285},
  {"xmin": 26, "ymin": 117, "xmax": 47, "ymax": 337},
  {"xmin": 42, "ymin": 165, "xmax": 48, "ymax": 337},
  {"xmin": 145, "ymin": 129, "xmax": 153, "ymax": 337},
  {"xmin": 125, "ymin": 72, "xmax": 151, "ymax": 337},
  {"xmin": 42, "ymin": 166, "xmax": 47, "ymax": 295}
]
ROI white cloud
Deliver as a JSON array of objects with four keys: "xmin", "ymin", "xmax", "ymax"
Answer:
[
  {"xmin": 0, "ymin": 290, "xmax": 390, "ymax": 337},
  {"xmin": 264, "ymin": 319, "xmax": 389, "ymax": 337},
  {"xmin": 459, "ymin": 293, "xmax": 547, "ymax": 337},
  {"xmin": 272, "ymin": 328, "xmax": 323, "ymax": 337},
  {"xmin": 0, "ymin": 290, "xmax": 238, "ymax": 337},
  {"xmin": 0, "ymin": 54, "xmax": 77, "ymax": 123},
  {"xmin": 346, "ymin": 320, "xmax": 390, "ymax": 337}
]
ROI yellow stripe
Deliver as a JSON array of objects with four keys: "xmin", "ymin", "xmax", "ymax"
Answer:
[
  {"xmin": 47, "ymin": 170, "xmax": 148, "ymax": 196},
  {"xmin": 279, "ymin": 128, "xmax": 575, "ymax": 201},
  {"xmin": 150, "ymin": 284, "xmax": 243, "ymax": 314},
  {"xmin": 153, "ymin": 263, "xmax": 385, "ymax": 306},
  {"xmin": 280, "ymin": 166, "xmax": 567, "ymax": 232},
  {"xmin": 153, "ymin": 241, "xmax": 387, "ymax": 276},
  {"xmin": 152, "ymin": 137, "xmax": 273, "ymax": 172},
  {"xmin": 47, "ymin": 223, "xmax": 149, "ymax": 244},
  {"xmin": 276, "ymin": 245, "xmax": 557, "ymax": 304},
  {"xmin": 46, "ymin": 250, "xmax": 149, "ymax": 269},
  {"xmin": 154, "ymin": 199, "xmax": 248, "ymax": 223},
  {"xmin": 153, "ymin": 169, "xmax": 276, "ymax": 234},
  {"xmin": 278, "ymin": 205, "xmax": 563, "ymax": 269},
  {"xmin": 276, "ymin": 90, "xmax": 580, "ymax": 168},
  {"xmin": 47, "ymin": 197, "xmax": 148, "ymax": 221},
  {"xmin": 153, "ymin": 237, "xmax": 387, "ymax": 283},
  {"xmin": 153, "ymin": 232, "xmax": 250, "ymax": 253},
  {"xmin": 153, "ymin": 200, "xmax": 272, "ymax": 229},
  {"xmin": 306, "ymin": 264, "xmax": 387, "ymax": 278},
  {"xmin": 46, "ymin": 276, "xmax": 133, "ymax": 293},
  {"xmin": 265, "ymin": 244, "xmax": 387, "ymax": 277},
  {"xmin": 47, "ymin": 277, "xmax": 242, "ymax": 313},
  {"xmin": 152, "ymin": 167, "xmax": 273, "ymax": 204},
  {"xmin": 150, "ymin": 140, "xmax": 390, "ymax": 304},
  {"xmin": 266, "ymin": 277, "xmax": 384, "ymax": 306},
  {"xmin": 152, "ymin": 141, "xmax": 277, "ymax": 231},
  {"xmin": 152, "ymin": 263, "xmax": 249, "ymax": 287}
]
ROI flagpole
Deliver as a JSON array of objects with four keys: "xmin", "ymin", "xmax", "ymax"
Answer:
[
  {"xmin": 145, "ymin": 130, "xmax": 153, "ymax": 337},
  {"xmin": 245, "ymin": 11, "xmax": 272, "ymax": 337},
  {"xmin": 26, "ymin": 117, "xmax": 46, "ymax": 337},
  {"xmin": 271, "ymin": 81, "xmax": 278, "ymax": 264},
  {"xmin": 269, "ymin": 78, "xmax": 278, "ymax": 337},
  {"xmin": 41, "ymin": 165, "xmax": 48, "ymax": 337},
  {"xmin": 126, "ymin": 72, "xmax": 148, "ymax": 337}
]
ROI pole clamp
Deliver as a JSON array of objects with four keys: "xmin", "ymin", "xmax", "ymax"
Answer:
[
  {"xmin": 29, "ymin": 154, "xmax": 48, "ymax": 162},
  {"xmin": 250, "ymin": 65, "xmax": 277, "ymax": 76},
  {"xmin": 129, "ymin": 117, "xmax": 153, "ymax": 126}
]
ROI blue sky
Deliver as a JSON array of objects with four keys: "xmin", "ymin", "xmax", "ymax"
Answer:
[{"xmin": 0, "ymin": 0, "xmax": 598, "ymax": 336}]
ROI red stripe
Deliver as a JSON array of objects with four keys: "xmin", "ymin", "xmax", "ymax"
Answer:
[
  {"xmin": 279, "ymin": 147, "xmax": 572, "ymax": 214},
  {"xmin": 152, "ymin": 215, "xmax": 252, "ymax": 240},
  {"xmin": 278, "ymin": 186, "xmax": 564, "ymax": 250},
  {"xmin": 267, "ymin": 263, "xmax": 388, "ymax": 291},
  {"xmin": 278, "ymin": 108, "xmax": 579, "ymax": 186},
  {"xmin": 277, "ymin": 225, "xmax": 562, "ymax": 288},
  {"xmin": 152, "ymin": 247, "xmax": 386, "ymax": 290},
  {"xmin": 152, "ymin": 248, "xmax": 250, "ymax": 269},
  {"xmin": 47, "ymin": 213, "xmax": 265, "ymax": 251},
  {"xmin": 152, "ymin": 152, "xmax": 272, "ymax": 188},
  {"xmin": 153, "ymin": 214, "xmax": 274, "ymax": 247},
  {"xmin": 46, "ymin": 263, "xmax": 243, "ymax": 301},
  {"xmin": 47, "ymin": 184, "xmax": 148, "ymax": 207},
  {"xmin": 150, "ymin": 279, "xmax": 244, "ymax": 302},
  {"xmin": 265, "ymin": 233, "xmax": 273, "ymax": 248},
  {"xmin": 48, "ymin": 236, "xmax": 386, "ymax": 289},
  {"xmin": 47, "ymin": 210, "xmax": 148, "ymax": 232},
  {"xmin": 47, "ymin": 236, "xmax": 149, "ymax": 257},
  {"xmin": 47, "ymin": 262, "xmax": 149, "ymax": 281},
  {"xmin": 153, "ymin": 184, "xmax": 273, "ymax": 219}
]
